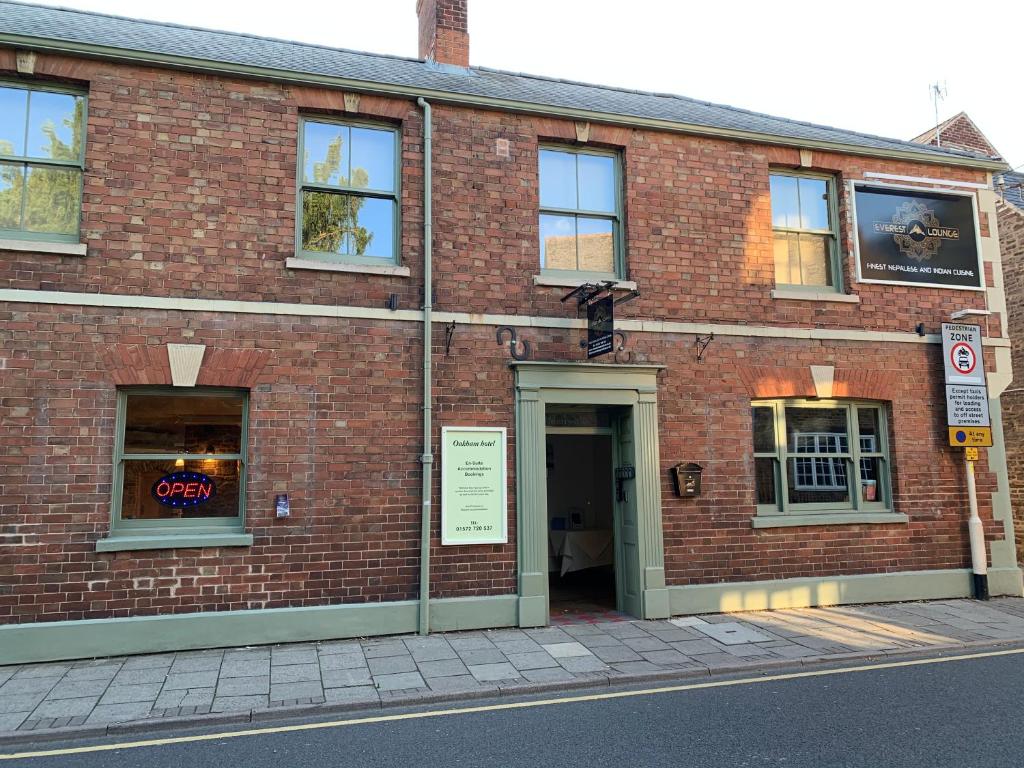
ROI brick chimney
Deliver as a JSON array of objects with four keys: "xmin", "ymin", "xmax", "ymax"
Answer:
[{"xmin": 417, "ymin": 0, "xmax": 469, "ymax": 67}]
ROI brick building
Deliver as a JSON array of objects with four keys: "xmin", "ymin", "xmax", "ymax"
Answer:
[
  {"xmin": 0, "ymin": 0, "xmax": 1019, "ymax": 665},
  {"xmin": 912, "ymin": 114, "xmax": 1024, "ymax": 559},
  {"xmin": 999, "ymin": 175, "xmax": 1024, "ymax": 553}
]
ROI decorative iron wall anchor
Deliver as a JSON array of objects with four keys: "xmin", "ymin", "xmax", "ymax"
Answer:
[
  {"xmin": 613, "ymin": 330, "xmax": 633, "ymax": 364},
  {"xmin": 444, "ymin": 321, "xmax": 456, "ymax": 356},
  {"xmin": 496, "ymin": 326, "xmax": 531, "ymax": 360},
  {"xmin": 695, "ymin": 333, "xmax": 714, "ymax": 363}
]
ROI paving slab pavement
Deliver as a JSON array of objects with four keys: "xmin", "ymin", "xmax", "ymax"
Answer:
[{"xmin": 4, "ymin": 597, "xmax": 1024, "ymax": 744}]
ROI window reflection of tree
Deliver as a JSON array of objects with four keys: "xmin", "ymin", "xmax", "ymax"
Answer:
[
  {"xmin": 0, "ymin": 95, "xmax": 84, "ymax": 235},
  {"xmin": 302, "ymin": 130, "xmax": 374, "ymax": 255}
]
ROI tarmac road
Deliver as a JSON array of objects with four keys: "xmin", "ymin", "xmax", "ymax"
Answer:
[{"xmin": 5, "ymin": 648, "xmax": 1024, "ymax": 768}]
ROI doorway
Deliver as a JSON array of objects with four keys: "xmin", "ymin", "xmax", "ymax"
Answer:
[
  {"xmin": 512, "ymin": 362, "xmax": 669, "ymax": 627},
  {"xmin": 544, "ymin": 405, "xmax": 641, "ymax": 621}
]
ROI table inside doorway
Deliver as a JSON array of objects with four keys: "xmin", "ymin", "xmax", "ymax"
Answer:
[{"xmin": 549, "ymin": 529, "xmax": 613, "ymax": 577}]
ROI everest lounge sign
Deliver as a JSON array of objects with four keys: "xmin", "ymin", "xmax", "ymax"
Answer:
[{"xmin": 853, "ymin": 183, "xmax": 983, "ymax": 290}]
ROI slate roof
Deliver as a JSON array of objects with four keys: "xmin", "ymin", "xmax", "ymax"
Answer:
[
  {"xmin": 999, "ymin": 171, "xmax": 1024, "ymax": 212},
  {"xmin": 0, "ymin": 1, "xmax": 1000, "ymax": 166}
]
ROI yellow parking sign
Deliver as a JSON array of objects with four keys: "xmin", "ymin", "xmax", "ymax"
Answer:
[{"xmin": 948, "ymin": 426, "xmax": 993, "ymax": 448}]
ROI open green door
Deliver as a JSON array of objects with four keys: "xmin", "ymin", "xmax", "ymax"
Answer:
[{"xmin": 612, "ymin": 407, "xmax": 643, "ymax": 618}]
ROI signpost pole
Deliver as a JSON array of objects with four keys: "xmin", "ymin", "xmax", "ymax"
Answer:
[
  {"xmin": 941, "ymin": 322, "xmax": 992, "ymax": 601},
  {"xmin": 964, "ymin": 453, "xmax": 989, "ymax": 600}
]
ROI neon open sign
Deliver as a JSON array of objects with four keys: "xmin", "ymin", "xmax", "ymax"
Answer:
[{"xmin": 151, "ymin": 471, "xmax": 216, "ymax": 508}]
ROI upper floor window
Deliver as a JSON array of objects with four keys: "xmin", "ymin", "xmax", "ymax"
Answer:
[
  {"xmin": 770, "ymin": 171, "xmax": 840, "ymax": 289},
  {"xmin": 0, "ymin": 82, "xmax": 86, "ymax": 243},
  {"xmin": 752, "ymin": 399, "xmax": 890, "ymax": 516},
  {"xmin": 298, "ymin": 117, "xmax": 398, "ymax": 264},
  {"xmin": 539, "ymin": 147, "xmax": 622, "ymax": 277}
]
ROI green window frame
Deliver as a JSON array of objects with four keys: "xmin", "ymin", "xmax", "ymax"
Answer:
[
  {"xmin": 538, "ymin": 145, "xmax": 624, "ymax": 279},
  {"xmin": 295, "ymin": 116, "xmax": 400, "ymax": 266},
  {"xmin": 108, "ymin": 387, "xmax": 249, "ymax": 542},
  {"xmin": 769, "ymin": 169, "xmax": 841, "ymax": 291},
  {"xmin": 0, "ymin": 80, "xmax": 87, "ymax": 244},
  {"xmin": 752, "ymin": 399, "xmax": 891, "ymax": 516}
]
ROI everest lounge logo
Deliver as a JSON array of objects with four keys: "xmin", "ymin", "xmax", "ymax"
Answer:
[{"xmin": 872, "ymin": 201, "xmax": 960, "ymax": 261}]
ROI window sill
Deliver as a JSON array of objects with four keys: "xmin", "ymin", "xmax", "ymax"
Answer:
[
  {"xmin": 770, "ymin": 288, "xmax": 859, "ymax": 303},
  {"xmin": 751, "ymin": 512, "xmax": 907, "ymax": 529},
  {"xmin": 0, "ymin": 239, "xmax": 87, "ymax": 256},
  {"xmin": 533, "ymin": 274, "xmax": 637, "ymax": 291},
  {"xmin": 95, "ymin": 532, "xmax": 254, "ymax": 552},
  {"xmin": 286, "ymin": 257, "xmax": 410, "ymax": 277}
]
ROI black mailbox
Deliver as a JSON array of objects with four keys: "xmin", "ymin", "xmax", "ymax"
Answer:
[{"xmin": 671, "ymin": 463, "xmax": 703, "ymax": 497}]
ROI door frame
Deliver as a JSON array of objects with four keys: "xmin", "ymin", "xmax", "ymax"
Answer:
[{"xmin": 511, "ymin": 362, "xmax": 669, "ymax": 626}]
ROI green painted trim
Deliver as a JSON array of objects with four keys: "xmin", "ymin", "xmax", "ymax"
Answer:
[
  {"xmin": 0, "ymin": 601, "xmax": 416, "ymax": 665},
  {"xmin": 986, "ymin": 397, "xmax": 1020, "ymax": 571},
  {"xmin": 0, "ymin": 238, "xmax": 86, "ymax": 255},
  {"xmin": 538, "ymin": 145, "xmax": 623, "ymax": 278},
  {"xmin": 0, "ymin": 35, "xmax": 1004, "ymax": 172},
  {"xmin": 295, "ymin": 116, "xmax": 401, "ymax": 266},
  {"xmin": 667, "ymin": 567, "xmax": 1024, "ymax": 615},
  {"xmin": 511, "ymin": 361, "xmax": 665, "ymax": 393},
  {"xmin": 751, "ymin": 512, "xmax": 909, "ymax": 528},
  {"xmin": 0, "ymin": 78, "xmax": 87, "ymax": 243},
  {"xmin": 769, "ymin": 169, "xmax": 843, "ymax": 293},
  {"xmin": 514, "ymin": 363, "xmax": 665, "ymax": 623},
  {"xmin": 5, "ymin": 289, "xmax": 1014, "ymax": 350},
  {"xmin": 988, "ymin": 566, "xmax": 1024, "ymax": 597},
  {"xmin": 0, "ymin": 594, "xmax": 517, "ymax": 665},
  {"xmin": 517, "ymin": 594, "xmax": 547, "ymax": 628},
  {"xmin": 110, "ymin": 387, "xmax": 249, "ymax": 537},
  {"xmin": 95, "ymin": 533, "xmax": 253, "ymax": 552},
  {"xmin": 751, "ymin": 399, "xmax": 892, "ymax": 515},
  {"xmin": 429, "ymin": 594, "xmax": 517, "ymax": 632}
]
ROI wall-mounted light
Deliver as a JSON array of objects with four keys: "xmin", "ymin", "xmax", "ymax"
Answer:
[
  {"xmin": 174, "ymin": 457, "xmax": 185, "ymax": 468},
  {"xmin": 949, "ymin": 309, "xmax": 992, "ymax": 321}
]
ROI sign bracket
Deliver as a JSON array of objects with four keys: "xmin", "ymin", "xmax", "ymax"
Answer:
[
  {"xmin": 561, "ymin": 280, "xmax": 617, "ymax": 315},
  {"xmin": 695, "ymin": 333, "xmax": 714, "ymax": 364}
]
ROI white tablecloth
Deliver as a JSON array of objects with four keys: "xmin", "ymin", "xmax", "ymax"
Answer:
[{"xmin": 549, "ymin": 529, "xmax": 613, "ymax": 576}]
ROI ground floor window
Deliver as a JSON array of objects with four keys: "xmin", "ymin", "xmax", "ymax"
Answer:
[
  {"xmin": 111, "ymin": 388, "xmax": 248, "ymax": 535},
  {"xmin": 752, "ymin": 399, "xmax": 890, "ymax": 515}
]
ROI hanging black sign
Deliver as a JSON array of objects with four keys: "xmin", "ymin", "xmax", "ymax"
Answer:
[
  {"xmin": 853, "ymin": 184, "xmax": 983, "ymax": 290},
  {"xmin": 587, "ymin": 294, "xmax": 614, "ymax": 358}
]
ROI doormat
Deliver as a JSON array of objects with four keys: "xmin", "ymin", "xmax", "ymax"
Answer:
[{"xmin": 550, "ymin": 607, "xmax": 631, "ymax": 625}]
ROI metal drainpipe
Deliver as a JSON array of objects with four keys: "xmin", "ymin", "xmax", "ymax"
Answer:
[{"xmin": 417, "ymin": 97, "xmax": 433, "ymax": 635}]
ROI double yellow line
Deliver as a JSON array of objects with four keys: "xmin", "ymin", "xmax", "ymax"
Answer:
[{"xmin": 4, "ymin": 646, "xmax": 1022, "ymax": 761}]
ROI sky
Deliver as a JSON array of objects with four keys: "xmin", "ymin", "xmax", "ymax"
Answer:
[{"xmin": 20, "ymin": 0, "xmax": 1024, "ymax": 170}]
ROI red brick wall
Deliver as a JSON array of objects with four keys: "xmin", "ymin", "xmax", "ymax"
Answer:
[
  {"xmin": 998, "ymin": 201, "xmax": 1024, "ymax": 559},
  {"xmin": 920, "ymin": 114, "xmax": 1000, "ymax": 158},
  {"xmin": 0, "ymin": 47, "xmax": 1007, "ymax": 625},
  {"xmin": 426, "ymin": 105, "xmax": 996, "ymax": 336},
  {"xmin": 1, "ymin": 308, "xmax": 999, "ymax": 623},
  {"xmin": 417, "ymin": 0, "xmax": 469, "ymax": 66},
  {"xmin": 0, "ymin": 49, "xmax": 426, "ymax": 314}
]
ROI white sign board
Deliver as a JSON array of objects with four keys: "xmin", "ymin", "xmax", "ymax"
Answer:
[
  {"xmin": 945, "ymin": 385, "xmax": 991, "ymax": 427},
  {"xmin": 441, "ymin": 426, "xmax": 508, "ymax": 545},
  {"xmin": 941, "ymin": 323, "xmax": 986, "ymax": 386}
]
